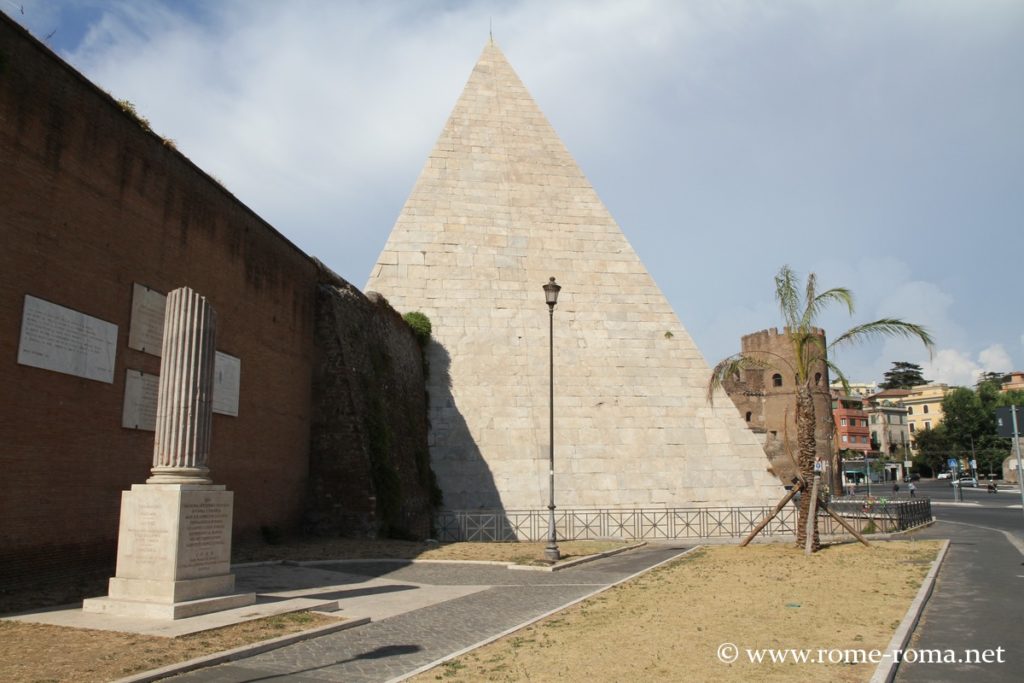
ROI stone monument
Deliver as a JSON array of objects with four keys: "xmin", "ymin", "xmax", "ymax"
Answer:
[
  {"xmin": 366, "ymin": 43, "xmax": 782, "ymax": 514},
  {"xmin": 84, "ymin": 287, "xmax": 254, "ymax": 619}
]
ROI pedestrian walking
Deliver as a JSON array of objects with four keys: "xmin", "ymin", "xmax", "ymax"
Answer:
[
  {"xmin": 908, "ymin": 481, "xmax": 916, "ymax": 497},
  {"xmin": 893, "ymin": 482, "xmax": 900, "ymax": 494}
]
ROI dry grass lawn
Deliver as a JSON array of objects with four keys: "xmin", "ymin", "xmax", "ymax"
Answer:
[
  {"xmin": 413, "ymin": 541, "xmax": 942, "ymax": 683},
  {"xmin": 0, "ymin": 610, "xmax": 339, "ymax": 683}
]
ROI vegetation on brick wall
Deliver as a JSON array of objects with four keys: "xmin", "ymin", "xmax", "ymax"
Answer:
[
  {"xmin": 401, "ymin": 311, "xmax": 442, "ymax": 509},
  {"xmin": 116, "ymin": 98, "xmax": 152, "ymax": 132},
  {"xmin": 403, "ymin": 311, "xmax": 432, "ymax": 346}
]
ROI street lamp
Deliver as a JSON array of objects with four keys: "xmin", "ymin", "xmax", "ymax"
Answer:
[{"xmin": 543, "ymin": 276, "xmax": 561, "ymax": 562}]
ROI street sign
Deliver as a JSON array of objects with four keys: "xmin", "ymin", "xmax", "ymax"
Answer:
[{"xmin": 995, "ymin": 406, "xmax": 1018, "ymax": 438}]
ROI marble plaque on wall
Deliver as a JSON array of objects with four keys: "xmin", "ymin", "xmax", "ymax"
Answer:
[
  {"xmin": 17, "ymin": 295, "xmax": 118, "ymax": 383},
  {"xmin": 127, "ymin": 283, "xmax": 166, "ymax": 356},
  {"xmin": 122, "ymin": 369, "xmax": 159, "ymax": 430},
  {"xmin": 213, "ymin": 352, "xmax": 241, "ymax": 417}
]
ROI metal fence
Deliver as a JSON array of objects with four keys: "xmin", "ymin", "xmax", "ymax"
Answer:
[
  {"xmin": 825, "ymin": 497, "xmax": 933, "ymax": 533},
  {"xmin": 435, "ymin": 499, "xmax": 932, "ymax": 542}
]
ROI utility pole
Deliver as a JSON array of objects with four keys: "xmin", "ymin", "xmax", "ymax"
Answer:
[{"xmin": 1012, "ymin": 406, "xmax": 1024, "ymax": 518}]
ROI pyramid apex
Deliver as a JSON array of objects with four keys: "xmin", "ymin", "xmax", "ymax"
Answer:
[{"xmin": 367, "ymin": 44, "xmax": 782, "ymax": 514}]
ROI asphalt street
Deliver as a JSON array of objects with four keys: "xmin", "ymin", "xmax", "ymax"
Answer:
[{"xmin": 894, "ymin": 479, "xmax": 1023, "ymax": 683}]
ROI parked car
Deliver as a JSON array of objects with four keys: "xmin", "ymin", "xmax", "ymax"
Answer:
[
  {"xmin": 904, "ymin": 473, "xmax": 921, "ymax": 482},
  {"xmin": 936, "ymin": 472, "xmax": 952, "ymax": 480},
  {"xmin": 950, "ymin": 475, "xmax": 978, "ymax": 487}
]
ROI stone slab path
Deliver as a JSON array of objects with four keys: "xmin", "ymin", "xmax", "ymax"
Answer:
[{"xmin": 165, "ymin": 544, "xmax": 689, "ymax": 682}]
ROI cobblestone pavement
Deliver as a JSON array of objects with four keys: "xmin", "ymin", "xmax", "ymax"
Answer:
[{"xmin": 167, "ymin": 544, "xmax": 689, "ymax": 682}]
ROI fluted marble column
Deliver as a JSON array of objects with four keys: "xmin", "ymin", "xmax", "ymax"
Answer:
[{"xmin": 147, "ymin": 287, "xmax": 216, "ymax": 485}]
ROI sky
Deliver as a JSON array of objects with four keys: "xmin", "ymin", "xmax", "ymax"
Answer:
[{"xmin": 8, "ymin": 0, "xmax": 1024, "ymax": 388}]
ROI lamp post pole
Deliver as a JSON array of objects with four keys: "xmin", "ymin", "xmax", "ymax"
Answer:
[{"xmin": 543, "ymin": 277, "xmax": 561, "ymax": 562}]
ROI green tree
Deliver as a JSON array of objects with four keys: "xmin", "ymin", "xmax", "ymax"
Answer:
[
  {"xmin": 976, "ymin": 371, "xmax": 1009, "ymax": 391},
  {"xmin": 912, "ymin": 425, "xmax": 953, "ymax": 475},
  {"xmin": 941, "ymin": 387, "xmax": 994, "ymax": 450},
  {"xmin": 879, "ymin": 361, "xmax": 929, "ymax": 389},
  {"xmin": 994, "ymin": 389, "xmax": 1024, "ymax": 409},
  {"xmin": 708, "ymin": 266, "xmax": 933, "ymax": 552}
]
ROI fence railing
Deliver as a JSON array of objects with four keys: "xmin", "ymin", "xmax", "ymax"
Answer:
[
  {"xmin": 826, "ymin": 497, "xmax": 933, "ymax": 532},
  {"xmin": 435, "ymin": 499, "xmax": 932, "ymax": 542}
]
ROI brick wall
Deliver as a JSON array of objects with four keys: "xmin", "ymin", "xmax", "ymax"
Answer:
[
  {"xmin": 306, "ymin": 282, "xmax": 433, "ymax": 539},
  {"xmin": 724, "ymin": 327, "xmax": 834, "ymax": 483},
  {"xmin": 0, "ymin": 15, "xmax": 433, "ymax": 590}
]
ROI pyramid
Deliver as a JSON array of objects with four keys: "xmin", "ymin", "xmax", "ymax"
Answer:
[{"xmin": 366, "ymin": 43, "xmax": 781, "ymax": 512}]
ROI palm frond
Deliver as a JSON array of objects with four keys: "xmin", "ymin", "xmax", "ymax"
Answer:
[
  {"xmin": 802, "ymin": 287, "xmax": 854, "ymax": 327},
  {"xmin": 804, "ymin": 272, "xmax": 817, "ymax": 314},
  {"xmin": 774, "ymin": 265, "xmax": 801, "ymax": 329},
  {"xmin": 706, "ymin": 353, "xmax": 772, "ymax": 404},
  {"xmin": 824, "ymin": 359, "xmax": 850, "ymax": 395},
  {"xmin": 829, "ymin": 319, "xmax": 935, "ymax": 355},
  {"xmin": 793, "ymin": 331, "xmax": 828, "ymax": 383}
]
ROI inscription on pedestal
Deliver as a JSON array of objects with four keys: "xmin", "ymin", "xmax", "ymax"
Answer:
[
  {"xmin": 130, "ymin": 501, "xmax": 170, "ymax": 564},
  {"xmin": 180, "ymin": 497, "xmax": 232, "ymax": 574},
  {"xmin": 115, "ymin": 494, "xmax": 176, "ymax": 579}
]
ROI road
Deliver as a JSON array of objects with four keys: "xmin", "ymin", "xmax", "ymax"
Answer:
[
  {"xmin": 893, "ymin": 478, "xmax": 1023, "ymax": 683},
  {"xmin": 913, "ymin": 479, "xmax": 1024, "ymax": 540}
]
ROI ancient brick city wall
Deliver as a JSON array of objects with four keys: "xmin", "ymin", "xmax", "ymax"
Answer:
[
  {"xmin": 0, "ymin": 15, "xmax": 432, "ymax": 589},
  {"xmin": 307, "ymin": 282, "xmax": 434, "ymax": 539},
  {"xmin": 724, "ymin": 328, "xmax": 834, "ymax": 483}
]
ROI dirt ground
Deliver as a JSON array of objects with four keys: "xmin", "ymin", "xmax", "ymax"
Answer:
[
  {"xmin": 0, "ymin": 539, "xmax": 625, "ymax": 683},
  {"xmin": 412, "ymin": 540, "xmax": 942, "ymax": 683}
]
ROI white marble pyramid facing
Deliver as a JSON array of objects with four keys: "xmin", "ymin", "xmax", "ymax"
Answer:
[{"xmin": 366, "ymin": 42, "xmax": 781, "ymax": 511}]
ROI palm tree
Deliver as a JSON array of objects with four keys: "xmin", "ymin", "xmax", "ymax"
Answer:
[{"xmin": 708, "ymin": 265, "xmax": 933, "ymax": 551}]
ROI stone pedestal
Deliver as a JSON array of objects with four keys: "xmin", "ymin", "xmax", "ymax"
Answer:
[
  {"xmin": 84, "ymin": 287, "xmax": 253, "ymax": 620},
  {"xmin": 84, "ymin": 484, "xmax": 255, "ymax": 619}
]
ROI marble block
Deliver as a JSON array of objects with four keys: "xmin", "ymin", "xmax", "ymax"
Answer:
[{"xmin": 83, "ymin": 484, "xmax": 254, "ymax": 619}]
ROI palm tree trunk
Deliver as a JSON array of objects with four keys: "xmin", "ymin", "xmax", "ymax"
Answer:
[{"xmin": 795, "ymin": 384, "xmax": 820, "ymax": 551}]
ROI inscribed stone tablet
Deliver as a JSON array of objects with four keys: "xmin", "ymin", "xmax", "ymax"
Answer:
[
  {"xmin": 128, "ymin": 283, "xmax": 166, "ymax": 355},
  {"xmin": 213, "ymin": 352, "xmax": 241, "ymax": 417},
  {"xmin": 122, "ymin": 369, "xmax": 159, "ymax": 430},
  {"xmin": 17, "ymin": 295, "xmax": 117, "ymax": 383}
]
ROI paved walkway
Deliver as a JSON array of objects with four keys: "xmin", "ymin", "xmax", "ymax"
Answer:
[
  {"xmin": 895, "ymin": 521, "xmax": 1022, "ymax": 683},
  {"xmin": 166, "ymin": 544, "xmax": 689, "ymax": 682}
]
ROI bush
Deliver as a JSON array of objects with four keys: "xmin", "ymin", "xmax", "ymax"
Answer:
[{"xmin": 403, "ymin": 311, "xmax": 432, "ymax": 346}]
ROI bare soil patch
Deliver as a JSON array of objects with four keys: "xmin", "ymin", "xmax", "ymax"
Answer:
[
  {"xmin": 0, "ymin": 610, "xmax": 338, "ymax": 683},
  {"xmin": 413, "ymin": 540, "xmax": 942, "ymax": 683}
]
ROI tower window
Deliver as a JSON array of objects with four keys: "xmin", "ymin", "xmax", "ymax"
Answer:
[{"xmin": 772, "ymin": 374, "xmax": 783, "ymax": 387}]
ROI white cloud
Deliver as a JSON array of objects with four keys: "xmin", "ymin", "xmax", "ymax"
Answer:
[
  {"xmin": 978, "ymin": 344, "xmax": 1012, "ymax": 373},
  {"xmin": 921, "ymin": 349, "xmax": 982, "ymax": 387},
  {"xmin": 920, "ymin": 344, "xmax": 1012, "ymax": 387}
]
